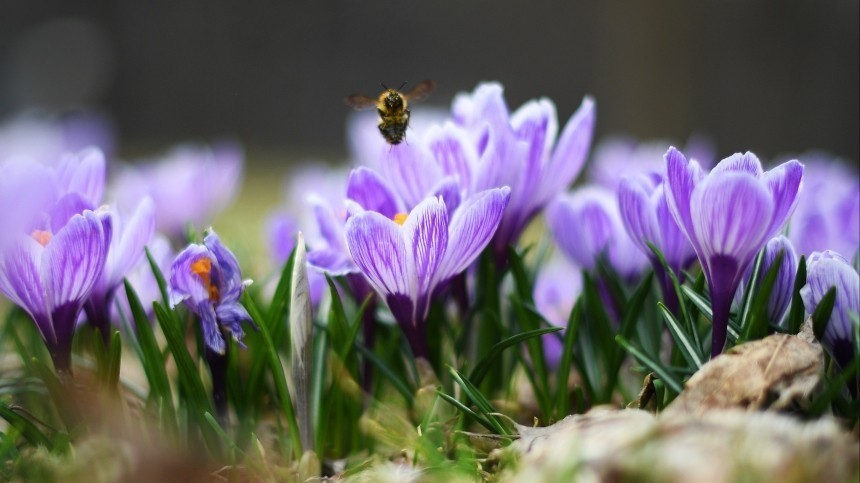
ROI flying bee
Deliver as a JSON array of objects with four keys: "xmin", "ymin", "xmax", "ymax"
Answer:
[{"xmin": 345, "ymin": 80, "xmax": 436, "ymax": 145}]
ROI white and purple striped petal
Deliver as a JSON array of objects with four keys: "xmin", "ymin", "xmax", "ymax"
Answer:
[{"xmin": 801, "ymin": 251, "xmax": 859, "ymax": 368}]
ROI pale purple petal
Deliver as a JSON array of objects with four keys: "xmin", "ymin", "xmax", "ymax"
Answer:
[
  {"xmin": 654, "ymin": 183, "xmax": 695, "ymax": 269},
  {"xmin": 691, "ymin": 172, "xmax": 774, "ymax": 269},
  {"xmin": 380, "ymin": 142, "xmax": 444, "ymax": 209},
  {"xmin": 710, "ymin": 152, "xmax": 764, "ymax": 177},
  {"xmin": 198, "ymin": 301, "xmax": 226, "ymax": 354},
  {"xmin": 511, "ymin": 98, "xmax": 558, "ymax": 185},
  {"xmin": 168, "ymin": 245, "xmax": 212, "ymax": 307},
  {"xmin": 345, "ymin": 211, "xmax": 412, "ymax": 301},
  {"xmin": 428, "ymin": 177, "xmax": 462, "ymax": 215},
  {"xmin": 267, "ymin": 213, "xmax": 297, "ymax": 265},
  {"xmin": 801, "ymin": 251, "xmax": 859, "ymax": 367},
  {"xmin": 56, "ymin": 147, "xmax": 106, "ymax": 206},
  {"xmin": 665, "ymin": 146, "xmax": 705, "ymax": 252},
  {"xmin": 204, "ymin": 231, "xmax": 244, "ymax": 302},
  {"xmin": 402, "ymin": 196, "xmax": 448, "ymax": 311},
  {"xmin": 0, "ymin": 236, "xmax": 52, "ymax": 342},
  {"xmin": 424, "ymin": 122, "xmax": 477, "ymax": 190},
  {"xmin": 307, "ymin": 247, "xmax": 356, "ymax": 276},
  {"xmin": 540, "ymin": 96, "xmax": 595, "ymax": 197},
  {"xmin": 547, "ymin": 189, "xmax": 616, "ymax": 272},
  {"xmin": 48, "ymin": 193, "xmax": 93, "ymax": 233},
  {"xmin": 762, "ymin": 159, "xmax": 804, "ymax": 237},
  {"xmin": 618, "ymin": 175, "xmax": 662, "ymax": 259},
  {"xmin": 436, "ymin": 187, "xmax": 510, "ymax": 284},
  {"xmin": 346, "ymin": 167, "xmax": 402, "ymax": 218},
  {"xmin": 41, "ymin": 211, "xmax": 110, "ymax": 307},
  {"xmin": 105, "ymin": 197, "xmax": 156, "ymax": 289}
]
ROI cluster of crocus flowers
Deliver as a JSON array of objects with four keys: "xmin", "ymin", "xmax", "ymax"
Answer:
[
  {"xmin": 345, "ymin": 187, "xmax": 511, "ymax": 357},
  {"xmin": 169, "ymin": 230, "xmax": 254, "ymax": 354},
  {"xmin": 665, "ymin": 147, "xmax": 803, "ymax": 357}
]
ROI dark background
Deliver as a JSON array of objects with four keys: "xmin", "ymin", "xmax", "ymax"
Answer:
[{"xmin": 2, "ymin": 0, "xmax": 858, "ymax": 162}]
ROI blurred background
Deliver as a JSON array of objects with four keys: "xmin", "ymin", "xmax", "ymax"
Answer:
[
  {"xmin": 1, "ymin": 0, "xmax": 858, "ymax": 260},
  {"xmin": 2, "ymin": 1, "xmax": 858, "ymax": 160}
]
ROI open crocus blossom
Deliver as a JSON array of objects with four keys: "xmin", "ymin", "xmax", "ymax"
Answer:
[
  {"xmin": 452, "ymin": 83, "xmax": 596, "ymax": 258},
  {"xmin": 345, "ymin": 187, "xmax": 510, "ymax": 357},
  {"xmin": 169, "ymin": 230, "xmax": 254, "ymax": 355},
  {"xmin": 0, "ymin": 204, "xmax": 112, "ymax": 375},
  {"xmin": 618, "ymin": 172, "xmax": 696, "ymax": 313},
  {"xmin": 664, "ymin": 147, "xmax": 803, "ymax": 357},
  {"xmin": 801, "ymin": 251, "xmax": 859, "ymax": 369}
]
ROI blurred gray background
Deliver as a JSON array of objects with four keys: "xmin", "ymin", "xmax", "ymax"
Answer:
[{"xmin": 2, "ymin": 0, "xmax": 858, "ymax": 162}]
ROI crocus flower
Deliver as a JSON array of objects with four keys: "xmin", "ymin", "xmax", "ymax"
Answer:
[
  {"xmin": 534, "ymin": 257, "xmax": 581, "ymax": 368},
  {"xmin": 345, "ymin": 187, "xmax": 510, "ymax": 357},
  {"xmin": 664, "ymin": 147, "xmax": 803, "ymax": 357},
  {"xmin": 111, "ymin": 142, "xmax": 243, "ymax": 239},
  {"xmin": 801, "ymin": 251, "xmax": 859, "ymax": 369},
  {"xmin": 452, "ymin": 83, "xmax": 595, "ymax": 257},
  {"xmin": 546, "ymin": 186, "xmax": 648, "ymax": 281},
  {"xmin": 83, "ymin": 197, "xmax": 156, "ymax": 340},
  {"xmin": 788, "ymin": 156, "xmax": 859, "ymax": 259},
  {"xmin": 618, "ymin": 172, "xmax": 696, "ymax": 313},
  {"xmin": 0, "ymin": 200, "xmax": 112, "ymax": 375},
  {"xmin": 168, "ymin": 230, "xmax": 253, "ymax": 354},
  {"xmin": 734, "ymin": 235, "xmax": 798, "ymax": 325}
]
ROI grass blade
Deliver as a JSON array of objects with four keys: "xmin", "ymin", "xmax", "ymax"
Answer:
[
  {"xmin": 658, "ymin": 302, "xmax": 704, "ymax": 369},
  {"xmin": 811, "ymin": 287, "xmax": 837, "ymax": 342},
  {"xmin": 469, "ymin": 326, "xmax": 562, "ymax": 386},
  {"xmin": 615, "ymin": 335, "xmax": 684, "ymax": 394},
  {"xmin": 787, "ymin": 255, "xmax": 808, "ymax": 334}
]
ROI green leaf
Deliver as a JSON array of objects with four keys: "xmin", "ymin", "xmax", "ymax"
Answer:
[
  {"xmin": 0, "ymin": 403, "xmax": 53, "ymax": 449},
  {"xmin": 469, "ymin": 326, "xmax": 562, "ymax": 386},
  {"xmin": 242, "ymin": 291, "xmax": 303, "ymax": 460},
  {"xmin": 435, "ymin": 391, "xmax": 497, "ymax": 433},
  {"xmin": 449, "ymin": 367, "xmax": 509, "ymax": 435},
  {"xmin": 681, "ymin": 285, "xmax": 712, "ymax": 321},
  {"xmin": 811, "ymin": 287, "xmax": 837, "ymax": 342},
  {"xmin": 145, "ymin": 246, "xmax": 171, "ymax": 309},
  {"xmin": 124, "ymin": 280, "xmax": 175, "ymax": 434},
  {"xmin": 787, "ymin": 255, "xmax": 808, "ymax": 334},
  {"xmin": 204, "ymin": 412, "xmax": 244, "ymax": 463},
  {"xmin": 355, "ymin": 344, "xmax": 414, "ymax": 406},
  {"xmin": 736, "ymin": 248, "xmax": 766, "ymax": 337},
  {"xmin": 106, "ymin": 331, "xmax": 122, "ymax": 394},
  {"xmin": 615, "ymin": 335, "xmax": 684, "ymax": 394},
  {"xmin": 604, "ymin": 272, "xmax": 653, "ymax": 400},
  {"xmin": 647, "ymin": 242, "xmax": 700, "ymax": 351},
  {"xmin": 555, "ymin": 301, "xmax": 584, "ymax": 417},
  {"xmin": 658, "ymin": 302, "xmax": 704, "ymax": 369}
]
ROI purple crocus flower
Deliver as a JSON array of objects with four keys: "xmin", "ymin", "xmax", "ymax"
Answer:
[
  {"xmin": 664, "ymin": 147, "xmax": 804, "ymax": 357},
  {"xmin": 168, "ymin": 230, "xmax": 253, "ymax": 354},
  {"xmin": 83, "ymin": 197, "xmax": 156, "ymax": 340},
  {"xmin": 452, "ymin": 83, "xmax": 596, "ymax": 258},
  {"xmin": 345, "ymin": 187, "xmax": 511, "ymax": 357},
  {"xmin": 0, "ymin": 201, "xmax": 112, "ymax": 375},
  {"xmin": 534, "ymin": 257, "xmax": 581, "ymax": 368},
  {"xmin": 734, "ymin": 235, "xmax": 798, "ymax": 325},
  {"xmin": 546, "ymin": 186, "xmax": 648, "ymax": 281},
  {"xmin": 801, "ymin": 251, "xmax": 858, "ymax": 369},
  {"xmin": 111, "ymin": 142, "xmax": 243, "ymax": 240},
  {"xmin": 618, "ymin": 172, "xmax": 696, "ymax": 313},
  {"xmin": 788, "ymin": 156, "xmax": 859, "ymax": 259}
]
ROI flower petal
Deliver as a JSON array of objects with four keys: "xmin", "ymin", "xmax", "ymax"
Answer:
[
  {"xmin": 346, "ymin": 167, "xmax": 402, "ymax": 218},
  {"xmin": 0, "ymin": 235, "xmax": 52, "ymax": 342},
  {"xmin": 198, "ymin": 300, "xmax": 226, "ymax": 354},
  {"xmin": 664, "ymin": 146, "xmax": 704, "ymax": 251},
  {"xmin": 49, "ymin": 193, "xmax": 93, "ymax": 233},
  {"xmin": 541, "ymin": 96, "xmax": 594, "ymax": 198},
  {"xmin": 547, "ymin": 189, "xmax": 617, "ymax": 271},
  {"xmin": 428, "ymin": 177, "xmax": 462, "ymax": 215},
  {"xmin": 691, "ymin": 172, "xmax": 774, "ymax": 270},
  {"xmin": 801, "ymin": 251, "xmax": 859, "ymax": 358},
  {"xmin": 56, "ymin": 147, "xmax": 106, "ymax": 206},
  {"xmin": 762, "ymin": 159, "xmax": 804, "ymax": 237},
  {"xmin": 40, "ymin": 210, "xmax": 110, "ymax": 334},
  {"xmin": 402, "ymin": 196, "xmax": 448, "ymax": 313},
  {"xmin": 618, "ymin": 175, "xmax": 662, "ymax": 259},
  {"xmin": 105, "ymin": 197, "xmax": 156, "ymax": 289},
  {"xmin": 424, "ymin": 122, "xmax": 477, "ymax": 190},
  {"xmin": 168, "ymin": 244, "xmax": 212, "ymax": 307},
  {"xmin": 511, "ymin": 98, "xmax": 558, "ymax": 182},
  {"xmin": 380, "ymin": 143, "xmax": 443, "ymax": 209},
  {"xmin": 204, "ymin": 230, "xmax": 244, "ymax": 302},
  {"xmin": 710, "ymin": 152, "xmax": 764, "ymax": 177},
  {"xmin": 436, "ymin": 187, "xmax": 511, "ymax": 284},
  {"xmin": 345, "ymin": 211, "xmax": 412, "ymax": 302}
]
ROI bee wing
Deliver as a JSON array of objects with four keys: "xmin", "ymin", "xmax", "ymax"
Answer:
[
  {"xmin": 344, "ymin": 94, "xmax": 378, "ymax": 110},
  {"xmin": 403, "ymin": 80, "xmax": 436, "ymax": 102}
]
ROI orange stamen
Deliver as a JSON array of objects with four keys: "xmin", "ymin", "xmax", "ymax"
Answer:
[
  {"xmin": 190, "ymin": 257, "xmax": 220, "ymax": 301},
  {"xmin": 393, "ymin": 213, "xmax": 408, "ymax": 226},
  {"xmin": 31, "ymin": 230, "xmax": 53, "ymax": 247}
]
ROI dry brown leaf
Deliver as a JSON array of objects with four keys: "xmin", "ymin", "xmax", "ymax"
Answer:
[{"xmin": 664, "ymin": 324, "xmax": 823, "ymax": 416}]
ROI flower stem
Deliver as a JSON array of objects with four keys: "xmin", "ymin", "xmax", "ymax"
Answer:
[{"xmin": 205, "ymin": 345, "xmax": 229, "ymax": 427}]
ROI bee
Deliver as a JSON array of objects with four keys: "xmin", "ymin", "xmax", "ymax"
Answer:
[{"xmin": 345, "ymin": 80, "xmax": 436, "ymax": 145}]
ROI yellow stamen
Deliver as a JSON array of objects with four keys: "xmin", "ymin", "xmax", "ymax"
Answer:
[
  {"xmin": 31, "ymin": 230, "xmax": 53, "ymax": 247},
  {"xmin": 191, "ymin": 257, "xmax": 220, "ymax": 301},
  {"xmin": 393, "ymin": 213, "xmax": 408, "ymax": 226}
]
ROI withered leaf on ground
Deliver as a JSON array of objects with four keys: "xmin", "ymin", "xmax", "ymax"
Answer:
[{"xmin": 665, "ymin": 321, "xmax": 823, "ymax": 416}]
